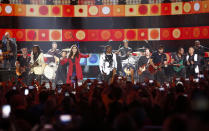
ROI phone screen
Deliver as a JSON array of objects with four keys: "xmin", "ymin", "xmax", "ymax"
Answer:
[
  {"xmin": 24, "ymin": 89, "xmax": 29, "ymax": 95},
  {"xmin": 2, "ymin": 105, "xmax": 11, "ymax": 118},
  {"xmin": 59, "ymin": 114, "xmax": 72, "ymax": 123}
]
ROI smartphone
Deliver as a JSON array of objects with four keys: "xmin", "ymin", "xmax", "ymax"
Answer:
[
  {"xmin": 65, "ymin": 92, "xmax": 70, "ymax": 97},
  {"xmin": 24, "ymin": 89, "xmax": 29, "ymax": 96},
  {"xmin": 185, "ymin": 78, "xmax": 189, "ymax": 81},
  {"xmin": 193, "ymin": 78, "xmax": 199, "ymax": 83},
  {"xmin": 149, "ymin": 80, "xmax": 154, "ymax": 83},
  {"xmin": 199, "ymin": 74, "xmax": 204, "ymax": 78},
  {"xmin": 29, "ymin": 86, "xmax": 34, "ymax": 90},
  {"xmin": 159, "ymin": 87, "xmax": 165, "ymax": 91},
  {"xmin": 12, "ymin": 86, "xmax": 16, "ymax": 90},
  {"xmin": 71, "ymin": 91, "xmax": 76, "ymax": 95},
  {"xmin": 183, "ymin": 94, "xmax": 188, "ymax": 97},
  {"xmin": 166, "ymin": 83, "xmax": 169, "ymax": 87},
  {"xmin": 2, "ymin": 105, "xmax": 11, "ymax": 118},
  {"xmin": 59, "ymin": 114, "xmax": 72, "ymax": 123}
]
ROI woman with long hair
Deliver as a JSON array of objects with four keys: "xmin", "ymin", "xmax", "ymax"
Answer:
[{"xmin": 60, "ymin": 45, "xmax": 91, "ymax": 83}]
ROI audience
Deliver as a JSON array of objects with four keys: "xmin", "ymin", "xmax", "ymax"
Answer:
[{"xmin": 0, "ymin": 70, "xmax": 209, "ymax": 131}]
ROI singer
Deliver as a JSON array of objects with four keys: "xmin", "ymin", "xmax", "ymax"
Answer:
[{"xmin": 60, "ymin": 45, "xmax": 91, "ymax": 83}]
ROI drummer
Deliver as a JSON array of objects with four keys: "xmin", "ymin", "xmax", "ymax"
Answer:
[
  {"xmin": 117, "ymin": 40, "xmax": 132, "ymax": 60},
  {"xmin": 47, "ymin": 42, "xmax": 60, "ymax": 64}
]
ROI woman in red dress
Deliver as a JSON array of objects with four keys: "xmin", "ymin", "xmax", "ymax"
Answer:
[{"xmin": 60, "ymin": 45, "xmax": 90, "ymax": 83}]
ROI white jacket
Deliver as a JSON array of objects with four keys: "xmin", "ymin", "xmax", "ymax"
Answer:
[
  {"xmin": 99, "ymin": 53, "xmax": 117, "ymax": 75},
  {"xmin": 30, "ymin": 52, "xmax": 45, "ymax": 75}
]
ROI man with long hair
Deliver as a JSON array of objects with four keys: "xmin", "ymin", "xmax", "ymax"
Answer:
[{"xmin": 60, "ymin": 45, "xmax": 90, "ymax": 84}]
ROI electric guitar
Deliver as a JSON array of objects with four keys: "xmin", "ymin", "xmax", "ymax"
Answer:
[
  {"xmin": 148, "ymin": 63, "xmax": 166, "ymax": 74},
  {"xmin": 173, "ymin": 60, "xmax": 184, "ymax": 72},
  {"xmin": 138, "ymin": 64, "xmax": 149, "ymax": 75}
]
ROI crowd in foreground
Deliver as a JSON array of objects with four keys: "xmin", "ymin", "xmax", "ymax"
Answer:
[{"xmin": 0, "ymin": 71, "xmax": 209, "ymax": 131}]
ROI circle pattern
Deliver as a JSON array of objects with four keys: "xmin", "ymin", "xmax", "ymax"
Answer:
[
  {"xmin": 102, "ymin": 6, "xmax": 110, "ymax": 15},
  {"xmin": 172, "ymin": 28, "xmax": 181, "ymax": 39},
  {"xmin": 126, "ymin": 30, "xmax": 136, "ymax": 40},
  {"xmin": 5, "ymin": 5, "xmax": 12, "ymax": 14},
  {"xmin": 202, "ymin": 28, "xmax": 208, "ymax": 37},
  {"xmin": 101, "ymin": 30, "xmax": 111, "ymax": 40},
  {"xmin": 162, "ymin": 30, "xmax": 170, "ymax": 39},
  {"xmin": 16, "ymin": 31, "xmax": 24, "ymax": 40},
  {"xmin": 150, "ymin": 29, "xmax": 159, "ymax": 39},
  {"xmin": 89, "ymin": 6, "xmax": 98, "ymax": 16},
  {"xmin": 0, "ymin": 6, "xmax": 2, "ymax": 13},
  {"xmin": 194, "ymin": 3, "xmax": 200, "ymax": 11},
  {"xmin": 151, "ymin": 5, "xmax": 159, "ymax": 14},
  {"xmin": 27, "ymin": 30, "xmax": 36, "ymax": 40},
  {"xmin": 52, "ymin": 6, "xmax": 60, "ymax": 15},
  {"xmin": 51, "ymin": 31, "xmax": 61, "ymax": 40},
  {"xmin": 138, "ymin": 5, "xmax": 148, "ymax": 15},
  {"xmin": 76, "ymin": 30, "xmax": 86, "ymax": 40},
  {"xmin": 193, "ymin": 28, "xmax": 200, "ymax": 38},
  {"xmin": 184, "ymin": 3, "xmax": 191, "ymax": 13},
  {"xmin": 39, "ymin": 6, "xmax": 48, "ymax": 15},
  {"xmin": 64, "ymin": 31, "xmax": 73, "ymax": 40},
  {"xmin": 114, "ymin": 31, "xmax": 122, "ymax": 40}
]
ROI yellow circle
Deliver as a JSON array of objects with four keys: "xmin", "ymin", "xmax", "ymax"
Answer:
[
  {"xmin": 141, "ymin": 32, "xmax": 145, "ymax": 37},
  {"xmin": 116, "ymin": 8, "xmax": 121, "ymax": 13},
  {"xmin": 184, "ymin": 3, "xmax": 191, "ymax": 13},
  {"xmin": 76, "ymin": 30, "xmax": 85, "ymax": 40},
  {"xmin": 66, "ymin": 9, "xmax": 71, "ymax": 13},
  {"xmin": 172, "ymin": 28, "xmax": 181, "ymax": 39},
  {"xmin": 204, "ymin": 3, "xmax": 208, "ymax": 9},
  {"xmin": 89, "ymin": 6, "xmax": 98, "ymax": 16},
  {"xmin": 18, "ymin": 7, "xmax": 22, "ymax": 13}
]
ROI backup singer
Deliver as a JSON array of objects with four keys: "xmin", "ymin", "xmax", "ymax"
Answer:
[
  {"xmin": 60, "ymin": 45, "xmax": 90, "ymax": 83},
  {"xmin": 171, "ymin": 47, "xmax": 186, "ymax": 78},
  {"xmin": 55, "ymin": 51, "xmax": 68, "ymax": 84},
  {"xmin": 185, "ymin": 47, "xmax": 200, "ymax": 78},
  {"xmin": 99, "ymin": 45, "xmax": 117, "ymax": 83},
  {"xmin": 1, "ymin": 32, "xmax": 17, "ymax": 68},
  {"xmin": 193, "ymin": 40, "xmax": 205, "ymax": 71},
  {"xmin": 16, "ymin": 48, "xmax": 30, "ymax": 85},
  {"xmin": 29, "ymin": 45, "xmax": 45, "ymax": 85}
]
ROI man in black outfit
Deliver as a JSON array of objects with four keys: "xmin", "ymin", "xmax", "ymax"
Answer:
[
  {"xmin": 150, "ymin": 46, "xmax": 167, "ymax": 84},
  {"xmin": 16, "ymin": 48, "xmax": 30, "ymax": 85},
  {"xmin": 138, "ymin": 48, "xmax": 153, "ymax": 82},
  {"xmin": 47, "ymin": 42, "xmax": 60, "ymax": 64}
]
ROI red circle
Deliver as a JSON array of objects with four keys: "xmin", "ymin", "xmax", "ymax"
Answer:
[
  {"xmin": 52, "ymin": 7, "xmax": 60, "ymax": 15},
  {"xmin": 129, "ymin": 8, "xmax": 133, "ymax": 12},
  {"xmin": 79, "ymin": 8, "xmax": 83, "ymax": 13},
  {"xmin": 175, "ymin": 6, "xmax": 179, "ymax": 11},
  {"xmin": 151, "ymin": 5, "xmax": 159, "ymax": 14},
  {"xmin": 138, "ymin": 5, "xmax": 148, "ymax": 15},
  {"xmin": 27, "ymin": 30, "xmax": 36, "ymax": 40},
  {"xmin": 126, "ymin": 30, "xmax": 136, "ymax": 40},
  {"xmin": 30, "ymin": 8, "xmax": 34, "ymax": 12},
  {"xmin": 39, "ymin": 6, "xmax": 48, "ymax": 15}
]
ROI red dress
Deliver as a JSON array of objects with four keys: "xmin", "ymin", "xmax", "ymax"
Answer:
[{"xmin": 60, "ymin": 54, "xmax": 89, "ymax": 83}]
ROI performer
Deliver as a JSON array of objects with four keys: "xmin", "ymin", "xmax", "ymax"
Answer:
[
  {"xmin": 185, "ymin": 47, "xmax": 200, "ymax": 78},
  {"xmin": 47, "ymin": 42, "xmax": 60, "ymax": 64},
  {"xmin": 117, "ymin": 40, "xmax": 132, "ymax": 60},
  {"xmin": 138, "ymin": 48, "xmax": 153, "ymax": 82},
  {"xmin": 29, "ymin": 45, "xmax": 45, "ymax": 85},
  {"xmin": 193, "ymin": 40, "xmax": 205, "ymax": 71},
  {"xmin": 149, "ymin": 45, "xmax": 167, "ymax": 84},
  {"xmin": 16, "ymin": 48, "xmax": 31, "ymax": 85},
  {"xmin": 99, "ymin": 45, "xmax": 117, "ymax": 83},
  {"xmin": 55, "ymin": 50, "xmax": 68, "ymax": 84},
  {"xmin": 171, "ymin": 47, "xmax": 186, "ymax": 78},
  {"xmin": 60, "ymin": 45, "xmax": 90, "ymax": 84},
  {"xmin": 1, "ymin": 32, "xmax": 17, "ymax": 68}
]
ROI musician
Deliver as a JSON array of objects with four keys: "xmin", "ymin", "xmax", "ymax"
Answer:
[
  {"xmin": 55, "ymin": 50, "xmax": 68, "ymax": 84},
  {"xmin": 60, "ymin": 45, "xmax": 90, "ymax": 84},
  {"xmin": 99, "ymin": 45, "xmax": 117, "ymax": 83},
  {"xmin": 185, "ymin": 47, "xmax": 200, "ymax": 78},
  {"xmin": 171, "ymin": 47, "xmax": 186, "ymax": 78},
  {"xmin": 47, "ymin": 42, "xmax": 60, "ymax": 64},
  {"xmin": 16, "ymin": 48, "xmax": 31, "ymax": 85},
  {"xmin": 118, "ymin": 40, "xmax": 132, "ymax": 60},
  {"xmin": 193, "ymin": 40, "xmax": 205, "ymax": 71},
  {"xmin": 150, "ymin": 45, "xmax": 167, "ymax": 84},
  {"xmin": 1, "ymin": 32, "xmax": 17, "ymax": 68},
  {"xmin": 138, "ymin": 48, "xmax": 153, "ymax": 82},
  {"xmin": 29, "ymin": 45, "xmax": 45, "ymax": 85}
]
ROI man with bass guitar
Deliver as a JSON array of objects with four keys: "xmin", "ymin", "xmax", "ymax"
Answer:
[{"xmin": 149, "ymin": 45, "xmax": 167, "ymax": 84}]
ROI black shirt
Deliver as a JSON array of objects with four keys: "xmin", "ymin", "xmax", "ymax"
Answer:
[
  {"xmin": 118, "ymin": 46, "xmax": 132, "ymax": 60},
  {"xmin": 151, "ymin": 51, "xmax": 167, "ymax": 64},
  {"xmin": 138, "ymin": 56, "xmax": 149, "ymax": 67},
  {"xmin": 194, "ymin": 46, "xmax": 204, "ymax": 57},
  {"xmin": 17, "ymin": 55, "xmax": 30, "ymax": 67}
]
